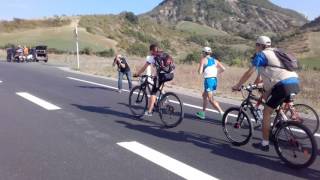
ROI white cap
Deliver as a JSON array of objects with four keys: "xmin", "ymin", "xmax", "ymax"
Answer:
[
  {"xmin": 202, "ymin": 47, "xmax": 212, "ymax": 53},
  {"xmin": 256, "ymin": 36, "xmax": 271, "ymax": 46}
]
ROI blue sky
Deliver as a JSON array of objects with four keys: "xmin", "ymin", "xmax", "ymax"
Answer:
[{"xmin": 0, "ymin": 0, "xmax": 319, "ymax": 21}]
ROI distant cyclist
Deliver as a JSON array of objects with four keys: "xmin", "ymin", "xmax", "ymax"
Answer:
[
  {"xmin": 232, "ymin": 36, "xmax": 300, "ymax": 151},
  {"xmin": 196, "ymin": 47, "xmax": 225, "ymax": 120},
  {"xmin": 133, "ymin": 44, "xmax": 163, "ymax": 116}
]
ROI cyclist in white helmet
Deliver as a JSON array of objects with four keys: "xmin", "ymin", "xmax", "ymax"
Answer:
[
  {"xmin": 196, "ymin": 47, "xmax": 225, "ymax": 120},
  {"xmin": 232, "ymin": 36, "xmax": 300, "ymax": 152}
]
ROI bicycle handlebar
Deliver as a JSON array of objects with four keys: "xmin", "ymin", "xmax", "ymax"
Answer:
[{"xmin": 241, "ymin": 84, "xmax": 263, "ymax": 92}]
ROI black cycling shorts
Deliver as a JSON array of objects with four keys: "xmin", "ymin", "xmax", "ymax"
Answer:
[
  {"xmin": 266, "ymin": 83, "xmax": 300, "ymax": 109},
  {"xmin": 151, "ymin": 77, "xmax": 164, "ymax": 95}
]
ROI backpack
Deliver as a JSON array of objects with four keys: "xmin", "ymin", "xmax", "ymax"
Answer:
[
  {"xmin": 270, "ymin": 49, "xmax": 299, "ymax": 71},
  {"xmin": 154, "ymin": 52, "xmax": 175, "ymax": 82}
]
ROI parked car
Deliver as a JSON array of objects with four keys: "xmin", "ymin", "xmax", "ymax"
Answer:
[{"xmin": 35, "ymin": 45, "xmax": 48, "ymax": 62}]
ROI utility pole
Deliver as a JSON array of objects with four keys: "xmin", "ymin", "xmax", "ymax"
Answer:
[{"xmin": 74, "ymin": 25, "xmax": 80, "ymax": 70}]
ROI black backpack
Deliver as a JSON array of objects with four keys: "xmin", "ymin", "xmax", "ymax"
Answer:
[
  {"xmin": 154, "ymin": 52, "xmax": 175, "ymax": 82},
  {"xmin": 269, "ymin": 49, "xmax": 299, "ymax": 71}
]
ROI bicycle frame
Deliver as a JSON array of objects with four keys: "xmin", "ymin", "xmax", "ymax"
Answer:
[
  {"xmin": 137, "ymin": 75, "xmax": 165, "ymax": 109},
  {"xmin": 239, "ymin": 85, "xmax": 285, "ymax": 133}
]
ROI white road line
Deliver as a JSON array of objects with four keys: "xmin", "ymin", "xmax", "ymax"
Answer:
[
  {"xmin": 67, "ymin": 77, "xmax": 130, "ymax": 92},
  {"xmin": 117, "ymin": 141, "xmax": 218, "ymax": 180},
  {"xmin": 67, "ymin": 77, "xmax": 320, "ymax": 138},
  {"xmin": 16, "ymin": 92, "xmax": 61, "ymax": 110}
]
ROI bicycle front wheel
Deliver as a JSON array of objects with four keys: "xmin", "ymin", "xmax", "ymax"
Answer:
[
  {"xmin": 129, "ymin": 86, "xmax": 148, "ymax": 118},
  {"xmin": 285, "ymin": 104, "xmax": 319, "ymax": 135},
  {"xmin": 222, "ymin": 107, "xmax": 252, "ymax": 146},
  {"xmin": 274, "ymin": 121, "xmax": 318, "ymax": 169},
  {"xmin": 158, "ymin": 92, "xmax": 184, "ymax": 128}
]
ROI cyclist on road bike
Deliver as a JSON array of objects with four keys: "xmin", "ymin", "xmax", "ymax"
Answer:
[
  {"xmin": 232, "ymin": 36, "xmax": 300, "ymax": 151},
  {"xmin": 196, "ymin": 47, "xmax": 225, "ymax": 120},
  {"xmin": 133, "ymin": 44, "xmax": 163, "ymax": 116}
]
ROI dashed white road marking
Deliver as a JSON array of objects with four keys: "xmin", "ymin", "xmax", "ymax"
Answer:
[
  {"xmin": 16, "ymin": 92, "xmax": 61, "ymax": 110},
  {"xmin": 67, "ymin": 76, "xmax": 320, "ymax": 138},
  {"xmin": 117, "ymin": 141, "xmax": 218, "ymax": 180}
]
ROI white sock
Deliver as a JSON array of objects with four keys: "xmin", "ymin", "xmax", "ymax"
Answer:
[{"xmin": 262, "ymin": 140, "xmax": 269, "ymax": 146}]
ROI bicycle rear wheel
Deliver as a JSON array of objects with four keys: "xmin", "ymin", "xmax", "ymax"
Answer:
[
  {"xmin": 129, "ymin": 86, "xmax": 148, "ymax": 118},
  {"xmin": 158, "ymin": 92, "xmax": 184, "ymax": 128},
  {"xmin": 222, "ymin": 107, "xmax": 252, "ymax": 146},
  {"xmin": 274, "ymin": 121, "xmax": 318, "ymax": 169},
  {"xmin": 285, "ymin": 104, "xmax": 319, "ymax": 135}
]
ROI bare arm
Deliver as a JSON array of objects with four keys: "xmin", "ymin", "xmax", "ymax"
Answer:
[
  {"xmin": 112, "ymin": 58, "xmax": 117, "ymax": 67},
  {"xmin": 216, "ymin": 61, "xmax": 226, "ymax": 75},
  {"xmin": 134, "ymin": 62, "xmax": 150, "ymax": 76},
  {"xmin": 254, "ymin": 74, "xmax": 262, "ymax": 85},
  {"xmin": 198, "ymin": 57, "xmax": 205, "ymax": 75},
  {"xmin": 119, "ymin": 61, "xmax": 126, "ymax": 68},
  {"xmin": 232, "ymin": 66, "xmax": 256, "ymax": 91}
]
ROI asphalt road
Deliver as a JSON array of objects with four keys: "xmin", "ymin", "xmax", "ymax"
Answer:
[{"xmin": 0, "ymin": 61, "xmax": 319, "ymax": 180}]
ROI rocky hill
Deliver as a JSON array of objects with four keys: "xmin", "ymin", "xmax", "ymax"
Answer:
[
  {"xmin": 145, "ymin": 0, "xmax": 307, "ymax": 37},
  {"xmin": 302, "ymin": 16, "xmax": 320, "ymax": 31}
]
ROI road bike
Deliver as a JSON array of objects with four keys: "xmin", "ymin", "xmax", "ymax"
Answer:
[
  {"xmin": 242, "ymin": 85, "xmax": 319, "ymax": 135},
  {"xmin": 222, "ymin": 84, "xmax": 318, "ymax": 169},
  {"xmin": 129, "ymin": 75, "xmax": 184, "ymax": 128}
]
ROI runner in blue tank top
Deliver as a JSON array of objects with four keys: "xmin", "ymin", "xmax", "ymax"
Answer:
[{"xmin": 196, "ymin": 47, "xmax": 226, "ymax": 120}]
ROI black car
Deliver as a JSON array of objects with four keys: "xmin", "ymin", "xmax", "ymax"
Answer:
[{"xmin": 35, "ymin": 45, "xmax": 48, "ymax": 62}]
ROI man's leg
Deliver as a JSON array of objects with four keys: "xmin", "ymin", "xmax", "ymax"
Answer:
[
  {"xmin": 126, "ymin": 71, "xmax": 133, "ymax": 90},
  {"xmin": 118, "ymin": 71, "xmax": 123, "ymax": 91},
  {"xmin": 202, "ymin": 91, "xmax": 208, "ymax": 112},
  {"xmin": 262, "ymin": 105, "xmax": 274, "ymax": 141},
  {"xmin": 196, "ymin": 91, "xmax": 208, "ymax": 119},
  {"xmin": 207, "ymin": 92, "xmax": 224, "ymax": 114},
  {"xmin": 253, "ymin": 99, "xmax": 275, "ymax": 152},
  {"xmin": 148, "ymin": 95, "xmax": 157, "ymax": 113}
]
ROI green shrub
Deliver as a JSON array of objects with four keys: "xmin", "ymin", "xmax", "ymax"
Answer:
[
  {"xmin": 86, "ymin": 27, "xmax": 95, "ymax": 34},
  {"xmin": 187, "ymin": 35, "xmax": 207, "ymax": 46},
  {"xmin": 80, "ymin": 47, "xmax": 93, "ymax": 55},
  {"xmin": 124, "ymin": 12, "xmax": 139, "ymax": 24},
  {"xmin": 47, "ymin": 48, "xmax": 68, "ymax": 54},
  {"xmin": 127, "ymin": 43, "xmax": 148, "ymax": 57},
  {"xmin": 181, "ymin": 51, "xmax": 201, "ymax": 64},
  {"xmin": 160, "ymin": 39, "xmax": 171, "ymax": 50},
  {"xmin": 96, "ymin": 49, "xmax": 115, "ymax": 57},
  {"xmin": 123, "ymin": 29, "xmax": 157, "ymax": 44}
]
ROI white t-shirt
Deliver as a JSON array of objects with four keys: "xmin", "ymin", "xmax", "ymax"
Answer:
[
  {"xmin": 145, "ymin": 56, "xmax": 156, "ymax": 84},
  {"xmin": 146, "ymin": 55, "xmax": 155, "ymax": 65},
  {"xmin": 146, "ymin": 56, "xmax": 157, "ymax": 76}
]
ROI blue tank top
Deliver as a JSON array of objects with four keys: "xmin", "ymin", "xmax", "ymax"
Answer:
[{"xmin": 203, "ymin": 57, "xmax": 217, "ymax": 78}]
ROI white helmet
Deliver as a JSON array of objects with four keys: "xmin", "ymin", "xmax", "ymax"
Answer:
[
  {"xmin": 202, "ymin": 47, "xmax": 212, "ymax": 53},
  {"xmin": 256, "ymin": 36, "xmax": 271, "ymax": 46}
]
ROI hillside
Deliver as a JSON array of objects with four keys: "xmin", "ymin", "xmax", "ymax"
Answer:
[
  {"xmin": 145, "ymin": 0, "xmax": 307, "ymax": 37},
  {"xmin": 77, "ymin": 12, "xmax": 253, "ymax": 62},
  {"xmin": 0, "ymin": 1, "xmax": 314, "ymax": 66},
  {"xmin": 278, "ymin": 16, "xmax": 320, "ymax": 69},
  {"xmin": 0, "ymin": 17, "xmax": 116, "ymax": 52}
]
